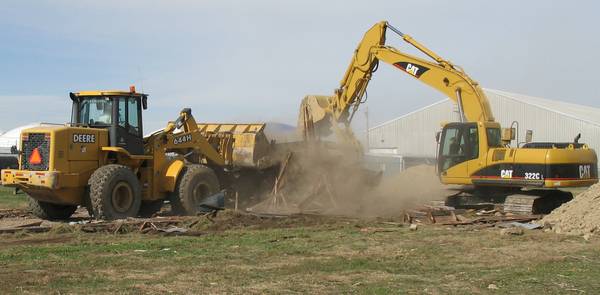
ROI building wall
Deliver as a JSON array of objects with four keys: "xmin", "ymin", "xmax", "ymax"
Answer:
[
  {"xmin": 486, "ymin": 91, "xmax": 600, "ymax": 153},
  {"xmin": 368, "ymin": 100, "xmax": 456, "ymax": 157},
  {"xmin": 368, "ymin": 91, "xmax": 600, "ymax": 158}
]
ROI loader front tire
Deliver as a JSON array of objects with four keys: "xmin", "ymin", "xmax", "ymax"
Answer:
[
  {"xmin": 89, "ymin": 165, "xmax": 142, "ymax": 220},
  {"xmin": 171, "ymin": 164, "xmax": 220, "ymax": 215},
  {"xmin": 28, "ymin": 198, "xmax": 77, "ymax": 220}
]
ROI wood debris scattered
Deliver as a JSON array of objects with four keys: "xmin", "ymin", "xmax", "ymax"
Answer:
[{"xmin": 0, "ymin": 215, "xmax": 210, "ymax": 236}]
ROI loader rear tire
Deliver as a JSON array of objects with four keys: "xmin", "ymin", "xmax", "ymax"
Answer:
[
  {"xmin": 171, "ymin": 164, "xmax": 220, "ymax": 215},
  {"xmin": 89, "ymin": 165, "xmax": 142, "ymax": 220},
  {"xmin": 28, "ymin": 198, "xmax": 77, "ymax": 220}
]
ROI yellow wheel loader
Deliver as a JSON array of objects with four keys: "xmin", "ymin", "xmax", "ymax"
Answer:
[
  {"xmin": 300, "ymin": 21, "xmax": 598, "ymax": 214},
  {"xmin": 1, "ymin": 87, "xmax": 275, "ymax": 220}
]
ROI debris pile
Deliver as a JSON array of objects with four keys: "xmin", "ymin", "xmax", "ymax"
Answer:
[
  {"xmin": 401, "ymin": 205, "xmax": 539, "ymax": 227},
  {"xmin": 0, "ymin": 205, "xmax": 350, "ymax": 235},
  {"xmin": 541, "ymin": 183, "xmax": 600, "ymax": 235},
  {"xmin": 248, "ymin": 146, "xmax": 380, "ymax": 216},
  {"xmin": 249, "ymin": 156, "xmax": 449, "ymax": 217}
]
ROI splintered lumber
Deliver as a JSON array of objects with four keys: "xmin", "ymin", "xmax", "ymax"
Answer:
[{"xmin": 272, "ymin": 152, "xmax": 293, "ymax": 195}]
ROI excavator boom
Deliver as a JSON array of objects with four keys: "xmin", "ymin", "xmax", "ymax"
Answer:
[{"xmin": 300, "ymin": 21, "xmax": 495, "ymax": 140}]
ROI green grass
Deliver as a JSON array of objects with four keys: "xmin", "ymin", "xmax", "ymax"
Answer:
[
  {"xmin": 0, "ymin": 219, "xmax": 598, "ymax": 294},
  {"xmin": 0, "ymin": 186, "xmax": 27, "ymax": 209}
]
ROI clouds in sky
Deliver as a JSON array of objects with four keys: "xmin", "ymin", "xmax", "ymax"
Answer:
[{"xmin": 1, "ymin": 0, "xmax": 599, "ymax": 133}]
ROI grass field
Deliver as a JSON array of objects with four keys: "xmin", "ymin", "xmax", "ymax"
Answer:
[
  {"xmin": 0, "ymin": 186, "xmax": 27, "ymax": 209},
  {"xmin": 0, "ymin": 212, "xmax": 599, "ymax": 294},
  {"xmin": 1, "ymin": 185, "xmax": 598, "ymax": 294}
]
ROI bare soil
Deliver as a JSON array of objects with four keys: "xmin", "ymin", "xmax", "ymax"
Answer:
[{"xmin": 542, "ymin": 182, "xmax": 600, "ymax": 235}]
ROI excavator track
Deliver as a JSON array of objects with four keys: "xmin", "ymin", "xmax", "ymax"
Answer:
[
  {"xmin": 503, "ymin": 191, "xmax": 573, "ymax": 215},
  {"xmin": 445, "ymin": 189, "xmax": 573, "ymax": 215}
]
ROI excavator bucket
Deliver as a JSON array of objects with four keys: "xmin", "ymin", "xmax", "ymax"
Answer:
[{"xmin": 297, "ymin": 95, "xmax": 334, "ymax": 140}]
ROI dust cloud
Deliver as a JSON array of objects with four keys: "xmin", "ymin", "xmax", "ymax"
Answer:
[
  {"xmin": 357, "ymin": 164, "xmax": 449, "ymax": 217},
  {"xmin": 248, "ymin": 143, "xmax": 449, "ymax": 218}
]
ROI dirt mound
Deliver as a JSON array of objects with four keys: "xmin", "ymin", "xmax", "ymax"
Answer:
[
  {"xmin": 190, "ymin": 210, "xmax": 344, "ymax": 231},
  {"xmin": 541, "ymin": 183, "xmax": 600, "ymax": 235}
]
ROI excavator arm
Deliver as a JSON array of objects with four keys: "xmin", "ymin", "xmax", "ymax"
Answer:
[{"xmin": 301, "ymin": 21, "xmax": 495, "ymax": 141}]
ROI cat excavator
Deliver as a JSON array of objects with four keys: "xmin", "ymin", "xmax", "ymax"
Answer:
[{"xmin": 299, "ymin": 21, "xmax": 598, "ymax": 214}]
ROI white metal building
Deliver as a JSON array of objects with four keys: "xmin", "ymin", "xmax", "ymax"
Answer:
[
  {"xmin": 0, "ymin": 123, "xmax": 46, "ymax": 154},
  {"xmin": 368, "ymin": 88, "xmax": 600, "ymax": 161}
]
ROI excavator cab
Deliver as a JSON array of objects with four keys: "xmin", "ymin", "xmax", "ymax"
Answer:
[
  {"xmin": 69, "ymin": 88, "xmax": 148, "ymax": 155},
  {"xmin": 437, "ymin": 122, "xmax": 504, "ymax": 175},
  {"xmin": 438, "ymin": 123, "xmax": 480, "ymax": 173}
]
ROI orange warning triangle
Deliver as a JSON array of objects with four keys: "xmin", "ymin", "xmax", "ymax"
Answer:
[{"xmin": 29, "ymin": 148, "xmax": 42, "ymax": 165}]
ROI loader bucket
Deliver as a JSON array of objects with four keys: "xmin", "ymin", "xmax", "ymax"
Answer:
[{"xmin": 197, "ymin": 123, "xmax": 275, "ymax": 169}]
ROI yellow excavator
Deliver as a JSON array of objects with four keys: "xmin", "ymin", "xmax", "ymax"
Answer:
[{"xmin": 300, "ymin": 21, "xmax": 598, "ymax": 213}]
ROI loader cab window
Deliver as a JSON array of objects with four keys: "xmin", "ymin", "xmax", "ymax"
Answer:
[
  {"xmin": 438, "ymin": 123, "xmax": 479, "ymax": 172},
  {"xmin": 112, "ymin": 96, "xmax": 144, "ymax": 155},
  {"xmin": 118, "ymin": 99, "xmax": 127, "ymax": 128},
  {"xmin": 127, "ymin": 98, "xmax": 140, "ymax": 136},
  {"xmin": 116, "ymin": 97, "xmax": 141, "ymax": 136},
  {"xmin": 77, "ymin": 98, "xmax": 113, "ymax": 126}
]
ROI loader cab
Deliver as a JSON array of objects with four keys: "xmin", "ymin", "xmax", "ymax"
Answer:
[{"xmin": 70, "ymin": 89, "xmax": 148, "ymax": 155}]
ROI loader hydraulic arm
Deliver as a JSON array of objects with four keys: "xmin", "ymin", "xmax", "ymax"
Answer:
[
  {"xmin": 159, "ymin": 108, "xmax": 227, "ymax": 166},
  {"xmin": 302, "ymin": 21, "xmax": 495, "ymax": 139}
]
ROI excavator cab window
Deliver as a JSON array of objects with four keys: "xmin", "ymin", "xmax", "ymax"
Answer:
[
  {"xmin": 486, "ymin": 128, "xmax": 503, "ymax": 148},
  {"xmin": 438, "ymin": 123, "xmax": 479, "ymax": 172},
  {"xmin": 468, "ymin": 127, "xmax": 479, "ymax": 159}
]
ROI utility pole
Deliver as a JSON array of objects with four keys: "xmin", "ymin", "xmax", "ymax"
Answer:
[{"xmin": 365, "ymin": 106, "xmax": 369, "ymax": 152}]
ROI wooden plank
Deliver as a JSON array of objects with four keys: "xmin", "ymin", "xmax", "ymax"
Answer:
[{"xmin": 0, "ymin": 226, "xmax": 51, "ymax": 234}]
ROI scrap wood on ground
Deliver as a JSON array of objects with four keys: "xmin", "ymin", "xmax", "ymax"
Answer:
[{"xmin": 0, "ymin": 205, "xmax": 546, "ymax": 236}]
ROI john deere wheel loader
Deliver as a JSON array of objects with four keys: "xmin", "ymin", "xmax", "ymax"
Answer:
[
  {"xmin": 1, "ymin": 87, "xmax": 275, "ymax": 220},
  {"xmin": 299, "ymin": 21, "xmax": 598, "ymax": 214}
]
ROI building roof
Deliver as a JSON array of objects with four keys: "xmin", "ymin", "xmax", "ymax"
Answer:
[
  {"xmin": 0, "ymin": 123, "xmax": 45, "ymax": 148},
  {"xmin": 371, "ymin": 99, "xmax": 452, "ymax": 129},
  {"xmin": 372, "ymin": 88, "xmax": 600, "ymax": 129},
  {"xmin": 484, "ymin": 88, "xmax": 600, "ymax": 127}
]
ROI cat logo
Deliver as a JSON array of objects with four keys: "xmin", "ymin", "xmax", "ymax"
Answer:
[
  {"xmin": 173, "ymin": 134, "xmax": 193, "ymax": 145},
  {"xmin": 406, "ymin": 63, "xmax": 420, "ymax": 76},
  {"xmin": 579, "ymin": 164, "xmax": 591, "ymax": 179},
  {"xmin": 394, "ymin": 62, "xmax": 430, "ymax": 78},
  {"xmin": 500, "ymin": 169, "xmax": 513, "ymax": 179}
]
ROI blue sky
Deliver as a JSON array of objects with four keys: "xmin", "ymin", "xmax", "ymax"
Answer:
[{"xmin": 1, "ymin": 0, "xmax": 599, "ymax": 133}]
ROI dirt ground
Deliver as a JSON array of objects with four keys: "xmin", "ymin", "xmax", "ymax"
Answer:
[
  {"xmin": 1, "ymin": 185, "xmax": 600, "ymax": 294},
  {"xmin": 1, "ymin": 210, "xmax": 599, "ymax": 294}
]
